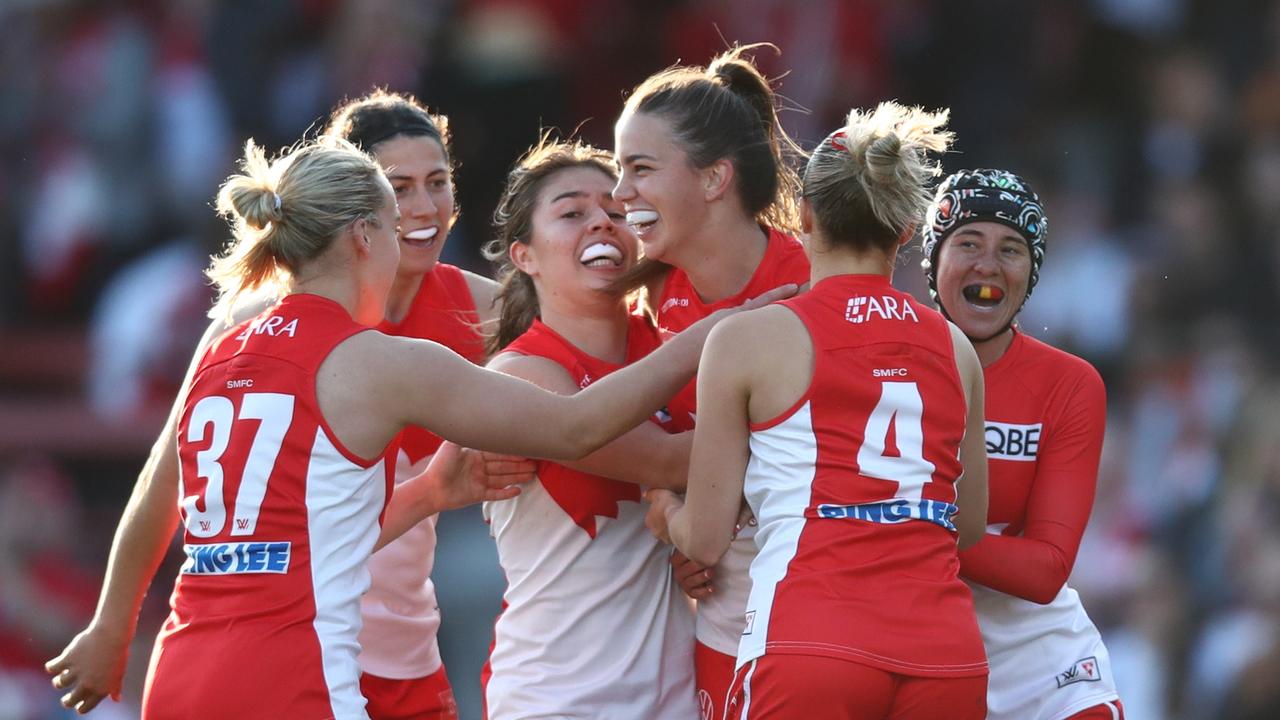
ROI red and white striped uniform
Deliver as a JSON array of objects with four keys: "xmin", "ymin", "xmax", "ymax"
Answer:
[
  {"xmin": 482, "ymin": 315, "xmax": 697, "ymax": 720},
  {"xmin": 144, "ymin": 294, "xmax": 396, "ymax": 720},
  {"xmin": 738, "ymin": 274, "xmax": 986, "ymax": 678}
]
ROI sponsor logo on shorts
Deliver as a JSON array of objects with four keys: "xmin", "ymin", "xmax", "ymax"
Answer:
[
  {"xmin": 698, "ymin": 689, "xmax": 714, "ymax": 720},
  {"xmin": 1056, "ymin": 655, "xmax": 1101, "ymax": 688},
  {"xmin": 742, "ymin": 610, "xmax": 756, "ymax": 635},
  {"xmin": 181, "ymin": 541, "xmax": 290, "ymax": 575},
  {"xmin": 985, "ymin": 421, "xmax": 1042, "ymax": 461}
]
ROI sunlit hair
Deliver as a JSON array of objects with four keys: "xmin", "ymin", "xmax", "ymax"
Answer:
[
  {"xmin": 803, "ymin": 102, "xmax": 952, "ymax": 253},
  {"xmin": 322, "ymin": 88, "xmax": 452, "ymax": 162},
  {"xmin": 482, "ymin": 135, "xmax": 618, "ymax": 355},
  {"xmin": 614, "ymin": 43, "xmax": 803, "ymax": 291},
  {"xmin": 208, "ymin": 138, "xmax": 389, "ymax": 318}
]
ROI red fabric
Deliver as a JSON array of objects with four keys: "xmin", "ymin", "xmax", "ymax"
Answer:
[
  {"xmin": 360, "ymin": 665, "xmax": 458, "ymax": 720},
  {"xmin": 145, "ymin": 294, "xmax": 398, "ymax": 719},
  {"xmin": 727, "ymin": 655, "xmax": 986, "ymax": 720},
  {"xmin": 501, "ymin": 314, "xmax": 677, "ymax": 537},
  {"xmin": 695, "ymin": 641, "xmax": 736, "ymax": 720},
  {"xmin": 1065, "ymin": 700, "xmax": 1125, "ymax": 719},
  {"xmin": 957, "ymin": 330, "xmax": 1107, "ymax": 604},
  {"xmin": 377, "ymin": 264, "xmax": 486, "ymax": 464},
  {"xmin": 749, "ymin": 274, "xmax": 985, "ymax": 677},
  {"xmin": 656, "ymin": 227, "xmax": 809, "ymax": 430}
]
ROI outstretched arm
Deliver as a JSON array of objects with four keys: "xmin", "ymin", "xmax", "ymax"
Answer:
[
  {"xmin": 486, "ymin": 352, "xmax": 693, "ymax": 490},
  {"xmin": 381, "ymin": 285, "xmax": 797, "ymax": 462}
]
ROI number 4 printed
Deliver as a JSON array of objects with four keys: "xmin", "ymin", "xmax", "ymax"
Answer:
[
  {"xmin": 182, "ymin": 393, "xmax": 296, "ymax": 538},
  {"xmin": 856, "ymin": 382, "xmax": 936, "ymax": 501}
]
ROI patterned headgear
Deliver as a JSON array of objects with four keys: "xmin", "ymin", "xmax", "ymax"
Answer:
[{"xmin": 921, "ymin": 168, "xmax": 1047, "ymax": 304}]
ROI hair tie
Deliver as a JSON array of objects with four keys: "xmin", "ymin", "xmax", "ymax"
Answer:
[
  {"xmin": 829, "ymin": 130, "xmax": 850, "ymax": 153},
  {"xmin": 273, "ymin": 192, "xmax": 282, "ymax": 213}
]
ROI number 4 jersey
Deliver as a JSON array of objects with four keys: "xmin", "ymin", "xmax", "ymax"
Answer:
[
  {"xmin": 738, "ymin": 274, "xmax": 987, "ymax": 679},
  {"xmin": 144, "ymin": 294, "xmax": 397, "ymax": 720}
]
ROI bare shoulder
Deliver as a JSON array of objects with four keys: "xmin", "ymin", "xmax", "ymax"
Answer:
[
  {"xmin": 462, "ymin": 269, "xmax": 501, "ymax": 323},
  {"xmin": 486, "ymin": 351, "xmax": 578, "ymax": 394},
  {"xmin": 706, "ymin": 304, "xmax": 811, "ymax": 380},
  {"xmin": 947, "ymin": 322, "xmax": 983, "ymax": 394},
  {"xmin": 710, "ymin": 304, "xmax": 808, "ymax": 355}
]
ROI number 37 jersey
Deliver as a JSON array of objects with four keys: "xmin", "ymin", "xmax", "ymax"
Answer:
[
  {"xmin": 145, "ymin": 294, "xmax": 397, "ymax": 720},
  {"xmin": 739, "ymin": 274, "xmax": 986, "ymax": 679}
]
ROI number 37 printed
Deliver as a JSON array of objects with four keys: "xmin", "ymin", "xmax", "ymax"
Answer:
[{"xmin": 181, "ymin": 393, "xmax": 296, "ymax": 538}]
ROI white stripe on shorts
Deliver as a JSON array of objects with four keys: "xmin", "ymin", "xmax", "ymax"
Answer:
[{"xmin": 734, "ymin": 660, "xmax": 757, "ymax": 720}]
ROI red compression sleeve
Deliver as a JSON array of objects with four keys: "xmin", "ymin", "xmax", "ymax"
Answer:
[{"xmin": 959, "ymin": 368, "xmax": 1107, "ymax": 604}]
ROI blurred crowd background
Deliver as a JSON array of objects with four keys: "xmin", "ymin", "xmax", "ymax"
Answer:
[{"xmin": 1, "ymin": 0, "xmax": 1278, "ymax": 718}]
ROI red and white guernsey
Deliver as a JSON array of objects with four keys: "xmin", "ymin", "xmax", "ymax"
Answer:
[
  {"xmin": 961, "ymin": 330, "xmax": 1118, "ymax": 719},
  {"xmin": 144, "ymin": 294, "xmax": 396, "ymax": 720},
  {"xmin": 359, "ymin": 263, "xmax": 485, "ymax": 681},
  {"xmin": 482, "ymin": 315, "xmax": 697, "ymax": 720},
  {"xmin": 657, "ymin": 227, "xmax": 809, "ymax": 656},
  {"xmin": 738, "ymin": 274, "xmax": 987, "ymax": 679}
]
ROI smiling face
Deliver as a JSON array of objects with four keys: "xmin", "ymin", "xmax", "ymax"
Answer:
[
  {"xmin": 371, "ymin": 134, "xmax": 454, "ymax": 277},
  {"xmin": 935, "ymin": 221, "xmax": 1032, "ymax": 340},
  {"xmin": 612, "ymin": 110, "xmax": 712, "ymax": 266},
  {"xmin": 515, "ymin": 165, "xmax": 638, "ymax": 306}
]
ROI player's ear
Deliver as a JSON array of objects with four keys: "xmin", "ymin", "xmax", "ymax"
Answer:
[{"xmin": 509, "ymin": 240, "xmax": 537, "ymax": 277}]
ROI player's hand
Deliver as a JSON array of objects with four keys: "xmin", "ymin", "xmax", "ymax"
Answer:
[
  {"xmin": 671, "ymin": 549, "xmax": 714, "ymax": 600},
  {"xmin": 643, "ymin": 488, "xmax": 683, "ymax": 544},
  {"xmin": 428, "ymin": 442, "xmax": 535, "ymax": 510},
  {"xmin": 45, "ymin": 624, "xmax": 131, "ymax": 714},
  {"xmin": 739, "ymin": 283, "xmax": 800, "ymax": 311}
]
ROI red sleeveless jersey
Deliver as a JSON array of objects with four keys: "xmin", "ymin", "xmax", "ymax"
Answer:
[
  {"xmin": 144, "ymin": 294, "xmax": 398, "ymax": 720},
  {"xmin": 501, "ymin": 314, "xmax": 679, "ymax": 537},
  {"xmin": 738, "ymin": 274, "xmax": 987, "ymax": 678},
  {"xmin": 377, "ymin": 263, "xmax": 485, "ymax": 463},
  {"xmin": 656, "ymin": 227, "xmax": 809, "ymax": 431}
]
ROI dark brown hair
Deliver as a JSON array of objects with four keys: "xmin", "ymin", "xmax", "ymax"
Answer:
[
  {"xmin": 612, "ymin": 43, "xmax": 804, "ymax": 293},
  {"xmin": 483, "ymin": 136, "xmax": 618, "ymax": 354},
  {"xmin": 322, "ymin": 88, "xmax": 451, "ymax": 163}
]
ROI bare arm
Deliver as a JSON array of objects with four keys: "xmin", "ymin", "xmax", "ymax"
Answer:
[
  {"xmin": 950, "ymin": 323, "xmax": 989, "ymax": 550},
  {"xmin": 45, "ymin": 311, "xmax": 241, "ymax": 714},
  {"xmin": 668, "ymin": 318, "xmax": 755, "ymax": 566},
  {"xmin": 487, "ymin": 352, "xmax": 693, "ymax": 489},
  {"xmin": 372, "ymin": 284, "xmax": 797, "ymax": 462},
  {"xmin": 373, "ymin": 442, "xmax": 533, "ymax": 550}
]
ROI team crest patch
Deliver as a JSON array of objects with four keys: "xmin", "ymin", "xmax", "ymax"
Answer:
[{"xmin": 1056, "ymin": 656, "xmax": 1101, "ymax": 688}]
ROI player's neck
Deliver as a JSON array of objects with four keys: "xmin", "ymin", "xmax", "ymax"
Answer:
[
  {"xmin": 807, "ymin": 238, "xmax": 895, "ymax": 285},
  {"xmin": 385, "ymin": 270, "xmax": 427, "ymax": 324},
  {"xmin": 676, "ymin": 215, "xmax": 768, "ymax": 304},
  {"xmin": 972, "ymin": 329, "xmax": 1015, "ymax": 368},
  {"xmin": 538, "ymin": 298, "xmax": 632, "ymax": 364}
]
